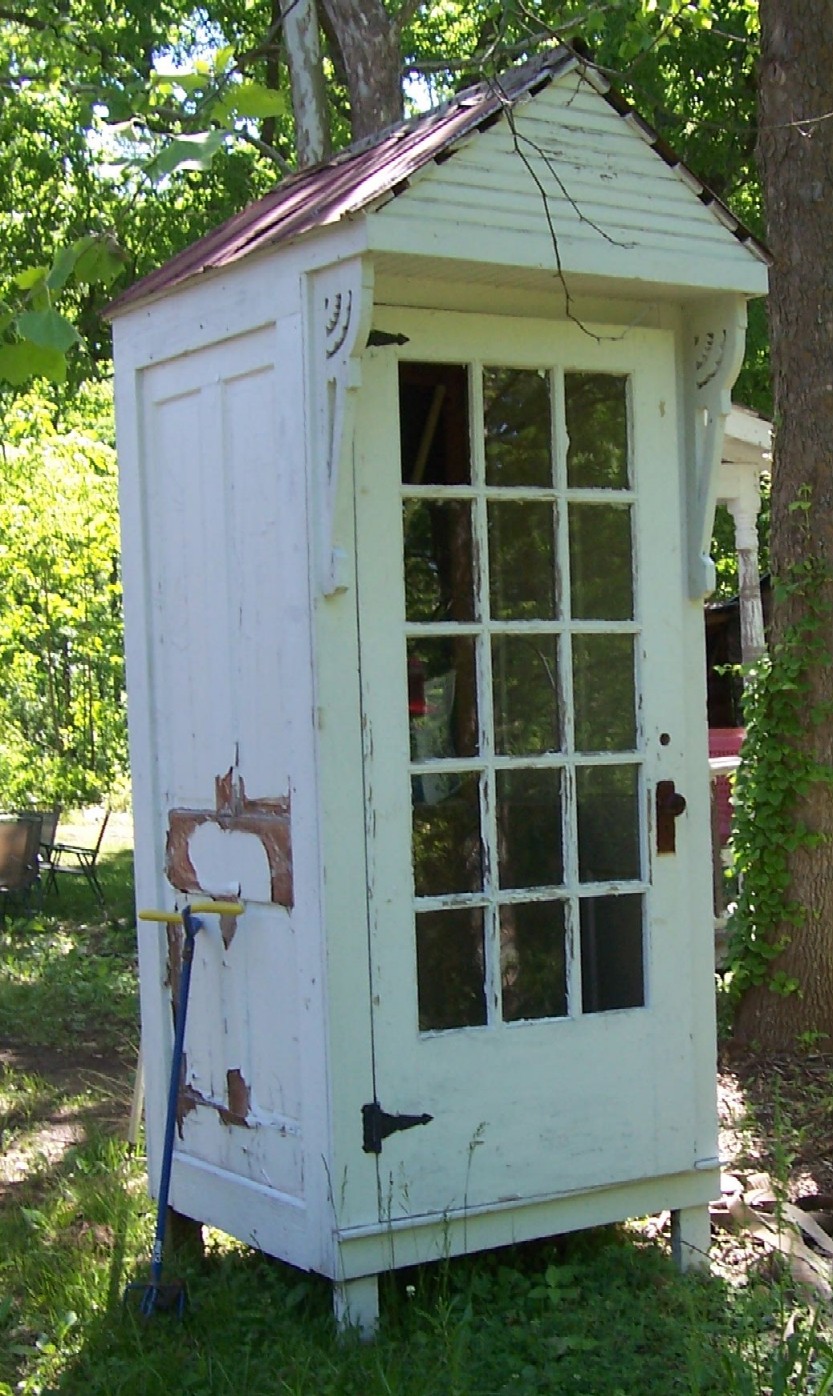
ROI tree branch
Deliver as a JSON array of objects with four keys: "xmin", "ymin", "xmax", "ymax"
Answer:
[
  {"xmin": 393, "ymin": 0, "xmax": 423, "ymax": 34},
  {"xmin": 0, "ymin": 6, "xmax": 48, "ymax": 29},
  {"xmin": 316, "ymin": 0, "xmax": 348, "ymax": 88},
  {"xmin": 234, "ymin": 126, "xmax": 293, "ymax": 175}
]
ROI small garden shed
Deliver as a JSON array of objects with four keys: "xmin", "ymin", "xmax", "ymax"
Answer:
[{"xmin": 109, "ymin": 47, "xmax": 769, "ymax": 1329}]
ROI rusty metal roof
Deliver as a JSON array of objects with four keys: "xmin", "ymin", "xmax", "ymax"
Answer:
[{"xmin": 108, "ymin": 47, "xmax": 769, "ymax": 317}]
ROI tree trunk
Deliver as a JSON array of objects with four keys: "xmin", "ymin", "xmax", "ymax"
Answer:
[
  {"xmin": 319, "ymin": 0, "xmax": 403, "ymax": 140},
  {"xmin": 734, "ymin": 0, "xmax": 833, "ymax": 1048},
  {"xmin": 280, "ymin": 0, "xmax": 332, "ymax": 166}
]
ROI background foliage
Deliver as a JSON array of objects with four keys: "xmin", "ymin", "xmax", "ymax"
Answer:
[
  {"xmin": 0, "ymin": 0, "xmax": 766, "ymax": 392},
  {"xmin": 0, "ymin": 385, "xmax": 125, "ymax": 804}
]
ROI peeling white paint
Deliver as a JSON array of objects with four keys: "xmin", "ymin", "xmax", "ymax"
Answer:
[{"xmin": 188, "ymin": 822, "xmax": 271, "ymax": 903}]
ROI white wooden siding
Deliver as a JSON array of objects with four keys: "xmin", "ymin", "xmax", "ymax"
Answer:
[
  {"xmin": 131, "ymin": 310, "xmax": 324, "ymax": 1252},
  {"xmin": 372, "ymin": 74, "xmax": 766, "ymax": 296}
]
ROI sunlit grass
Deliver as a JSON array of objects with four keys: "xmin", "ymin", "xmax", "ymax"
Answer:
[{"xmin": 0, "ymin": 918, "xmax": 138, "ymax": 1056}]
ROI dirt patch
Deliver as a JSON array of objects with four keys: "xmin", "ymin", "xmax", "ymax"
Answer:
[
  {"xmin": 0, "ymin": 1039, "xmax": 136, "ymax": 1203},
  {"xmin": 718, "ymin": 1045, "xmax": 833, "ymax": 1200}
]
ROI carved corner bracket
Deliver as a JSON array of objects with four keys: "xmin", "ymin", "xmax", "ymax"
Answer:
[
  {"xmin": 686, "ymin": 296, "xmax": 748, "ymax": 599},
  {"xmin": 307, "ymin": 257, "xmax": 375, "ymax": 595}
]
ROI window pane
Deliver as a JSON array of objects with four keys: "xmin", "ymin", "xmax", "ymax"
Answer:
[
  {"xmin": 399, "ymin": 363, "xmax": 470, "ymax": 486},
  {"xmin": 412, "ymin": 774, "xmax": 482, "ymax": 896},
  {"xmin": 404, "ymin": 499, "xmax": 475, "ymax": 622},
  {"xmin": 496, "ymin": 768, "xmax": 563, "ymax": 889},
  {"xmin": 417, "ymin": 908, "xmax": 487, "ymax": 1030},
  {"xmin": 565, "ymin": 373, "xmax": 629, "ymax": 489},
  {"xmin": 569, "ymin": 503, "xmax": 633, "ymax": 620},
  {"xmin": 484, "ymin": 367, "xmax": 552, "ymax": 487},
  {"xmin": 501, "ymin": 901, "xmax": 567, "ymax": 1021},
  {"xmin": 488, "ymin": 501, "xmax": 556, "ymax": 620},
  {"xmin": 576, "ymin": 765, "xmax": 641, "ymax": 883},
  {"xmin": 409, "ymin": 637, "xmax": 478, "ymax": 762},
  {"xmin": 573, "ymin": 634, "xmax": 636, "ymax": 752},
  {"xmin": 493, "ymin": 633, "xmax": 560, "ymax": 756},
  {"xmin": 580, "ymin": 894, "xmax": 644, "ymax": 1012}
]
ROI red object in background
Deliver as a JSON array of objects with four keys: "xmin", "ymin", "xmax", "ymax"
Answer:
[
  {"xmin": 709, "ymin": 727, "xmax": 744, "ymax": 845},
  {"xmin": 408, "ymin": 656, "xmax": 427, "ymax": 716}
]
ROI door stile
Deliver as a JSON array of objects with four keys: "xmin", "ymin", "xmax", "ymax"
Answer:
[
  {"xmin": 628, "ymin": 372, "xmax": 650, "ymax": 1015},
  {"xmin": 350, "ymin": 350, "xmax": 409, "ymax": 1224},
  {"xmin": 554, "ymin": 365, "xmax": 579, "ymax": 1018},
  {"xmin": 471, "ymin": 361, "xmax": 501, "ymax": 1028}
]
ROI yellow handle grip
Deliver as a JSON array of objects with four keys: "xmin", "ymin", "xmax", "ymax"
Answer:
[
  {"xmin": 189, "ymin": 901, "xmax": 245, "ymax": 916},
  {"xmin": 139, "ymin": 901, "xmax": 245, "ymax": 923}
]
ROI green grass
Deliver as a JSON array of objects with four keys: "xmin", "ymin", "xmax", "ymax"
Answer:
[
  {"xmin": 3, "ymin": 1189, "xmax": 833, "ymax": 1396},
  {"xmin": 3, "ymin": 829, "xmax": 833, "ymax": 1394}
]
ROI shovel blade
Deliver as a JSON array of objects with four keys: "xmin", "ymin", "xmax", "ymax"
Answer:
[{"xmin": 123, "ymin": 1276, "xmax": 187, "ymax": 1318}]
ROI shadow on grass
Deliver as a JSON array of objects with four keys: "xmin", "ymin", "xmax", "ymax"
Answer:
[
  {"xmin": 0, "ymin": 855, "xmax": 140, "ymax": 1059},
  {"xmin": 35, "ymin": 1226, "xmax": 789, "ymax": 1396}
]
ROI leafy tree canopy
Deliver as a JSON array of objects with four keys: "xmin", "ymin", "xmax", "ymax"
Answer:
[
  {"xmin": 0, "ymin": 0, "xmax": 764, "ymax": 400},
  {"xmin": 0, "ymin": 382, "xmax": 126, "ymax": 804}
]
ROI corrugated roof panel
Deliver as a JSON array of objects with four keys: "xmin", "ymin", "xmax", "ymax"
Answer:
[{"xmin": 107, "ymin": 47, "xmax": 768, "ymax": 317}]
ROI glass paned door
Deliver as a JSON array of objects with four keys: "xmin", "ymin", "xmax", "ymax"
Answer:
[
  {"xmin": 355, "ymin": 314, "xmax": 709, "ymax": 1219},
  {"xmin": 401, "ymin": 360, "xmax": 642, "ymax": 1030}
]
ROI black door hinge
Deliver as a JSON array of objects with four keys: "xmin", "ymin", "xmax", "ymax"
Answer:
[
  {"xmin": 366, "ymin": 330, "xmax": 410, "ymax": 348},
  {"xmin": 362, "ymin": 1099, "xmax": 433, "ymax": 1154}
]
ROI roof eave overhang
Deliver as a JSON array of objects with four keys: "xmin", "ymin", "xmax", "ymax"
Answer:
[{"xmin": 106, "ymin": 215, "xmax": 374, "ymax": 323}]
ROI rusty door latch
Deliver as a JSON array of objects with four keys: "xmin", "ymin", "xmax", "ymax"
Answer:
[{"xmin": 656, "ymin": 780, "xmax": 687, "ymax": 854}]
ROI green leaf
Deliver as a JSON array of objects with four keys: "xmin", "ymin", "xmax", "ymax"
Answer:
[
  {"xmin": 148, "ymin": 129, "xmax": 227, "ymax": 178},
  {"xmin": 73, "ymin": 234, "xmax": 128, "ymax": 287},
  {"xmin": 213, "ymin": 43, "xmax": 236, "ymax": 73},
  {"xmin": 0, "ymin": 343, "xmax": 66, "ymax": 385},
  {"xmin": 170, "ymin": 71, "xmax": 206, "ymax": 94},
  {"xmin": 46, "ymin": 243, "xmax": 80, "ymax": 292},
  {"xmin": 150, "ymin": 68, "xmax": 204, "ymax": 95},
  {"xmin": 149, "ymin": 75, "xmax": 176, "ymax": 95},
  {"xmin": 12, "ymin": 266, "xmax": 48, "ymax": 291},
  {"xmin": 16, "ymin": 308, "xmax": 81, "ymax": 353},
  {"xmin": 223, "ymin": 82, "xmax": 287, "ymax": 120}
]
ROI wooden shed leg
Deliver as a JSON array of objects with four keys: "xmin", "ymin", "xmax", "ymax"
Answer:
[
  {"xmin": 671, "ymin": 1204, "xmax": 711, "ymax": 1272},
  {"xmin": 333, "ymin": 1275, "xmax": 379, "ymax": 1336}
]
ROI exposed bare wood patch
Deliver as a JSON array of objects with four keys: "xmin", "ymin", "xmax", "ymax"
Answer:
[
  {"xmin": 219, "ymin": 912, "xmax": 238, "ymax": 949},
  {"xmin": 177, "ymin": 1070, "xmax": 252, "ymax": 1130},
  {"xmin": 165, "ymin": 923, "xmax": 182, "ymax": 998},
  {"xmin": 219, "ymin": 1068, "xmax": 252, "ymax": 1128},
  {"xmin": 166, "ymin": 767, "xmax": 293, "ymax": 906},
  {"xmin": 176, "ymin": 1054, "xmax": 199, "ymax": 1133}
]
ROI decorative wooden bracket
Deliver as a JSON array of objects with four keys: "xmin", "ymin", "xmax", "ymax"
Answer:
[
  {"xmin": 686, "ymin": 296, "xmax": 748, "ymax": 599},
  {"xmin": 307, "ymin": 257, "xmax": 375, "ymax": 595}
]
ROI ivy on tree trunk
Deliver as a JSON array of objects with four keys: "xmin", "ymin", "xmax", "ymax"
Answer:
[{"xmin": 734, "ymin": 0, "xmax": 833, "ymax": 1048}]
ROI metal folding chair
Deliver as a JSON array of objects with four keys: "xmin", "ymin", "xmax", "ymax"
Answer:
[
  {"xmin": 48, "ymin": 809, "xmax": 110, "ymax": 912},
  {"xmin": 20, "ymin": 804, "xmax": 61, "ymax": 884}
]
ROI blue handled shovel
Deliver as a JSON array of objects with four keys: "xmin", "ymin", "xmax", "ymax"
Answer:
[{"xmin": 124, "ymin": 900, "xmax": 243, "ymax": 1317}]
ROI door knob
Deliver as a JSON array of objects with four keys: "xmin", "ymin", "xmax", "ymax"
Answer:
[{"xmin": 656, "ymin": 780, "xmax": 686, "ymax": 854}]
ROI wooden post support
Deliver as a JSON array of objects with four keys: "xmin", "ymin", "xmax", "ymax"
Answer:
[
  {"xmin": 671, "ymin": 1204, "xmax": 711, "ymax": 1273},
  {"xmin": 333, "ymin": 1275, "xmax": 379, "ymax": 1337}
]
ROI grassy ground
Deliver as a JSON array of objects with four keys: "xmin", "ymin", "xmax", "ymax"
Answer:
[{"xmin": 3, "ymin": 826, "xmax": 833, "ymax": 1394}]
